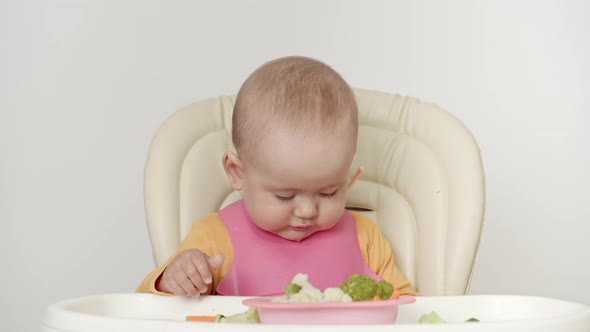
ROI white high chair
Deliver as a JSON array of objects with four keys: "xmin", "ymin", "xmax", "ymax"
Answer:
[
  {"xmin": 143, "ymin": 89, "xmax": 486, "ymax": 296},
  {"xmin": 43, "ymin": 90, "xmax": 590, "ymax": 332}
]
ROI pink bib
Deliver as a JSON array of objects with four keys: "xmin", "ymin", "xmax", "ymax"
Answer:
[{"xmin": 216, "ymin": 200, "xmax": 379, "ymax": 296}]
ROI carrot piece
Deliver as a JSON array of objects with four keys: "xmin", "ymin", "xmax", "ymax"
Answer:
[
  {"xmin": 390, "ymin": 289, "xmax": 401, "ymax": 300},
  {"xmin": 185, "ymin": 315, "xmax": 217, "ymax": 322},
  {"xmin": 372, "ymin": 295, "xmax": 382, "ymax": 301}
]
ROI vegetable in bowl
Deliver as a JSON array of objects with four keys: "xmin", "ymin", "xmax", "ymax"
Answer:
[
  {"xmin": 275, "ymin": 273, "xmax": 352, "ymax": 303},
  {"xmin": 339, "ymin": 274, "xmax": 395, "ymax": 301},
  {"xmin": 187, "ymin": 273, "xmax": 412, "ymax": 324},
  {"xmin": 278, "ymin": 273, "xmax": 399, "ymax": 303},
  {"xmin": 243, "ymin": 273, "xmax": 414, "ymax": 325}
]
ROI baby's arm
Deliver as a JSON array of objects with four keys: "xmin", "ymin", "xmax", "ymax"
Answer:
[
  {"xmin": 157, "ymin": 249, "xmax": 223, "ymax": 297},
  {"xmin": 136, "ymin": 214, "xmax": 232, "ymax": 296}
]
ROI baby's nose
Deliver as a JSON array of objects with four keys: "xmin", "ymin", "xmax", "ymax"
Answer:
[{"xmin": 294, "ymin": 200, "xmax": 318, "ymax": 220}]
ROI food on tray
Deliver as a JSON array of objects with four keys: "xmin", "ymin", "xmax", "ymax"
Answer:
[
  {"xmin": 185, "ymin": 315, "xmax": 217, "ymax": 322},
  {"xmin": 418, "ymin": 311, "xmax": 480, "ymax": 324},
  {"xmin": 419, "ymin": 311, "xmax": 446, "ymax": 324},
  {"xmin": 216, "ymin": 307, "xmax": 260, "ymax": 323},
  {"xmin": 185, "ymin": 307, "xmax": 260, "ymax": 324}
]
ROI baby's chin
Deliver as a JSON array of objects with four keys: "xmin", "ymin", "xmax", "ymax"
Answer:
[{"xmin": 275, "ymin": 228, "xmax": 317, "ymax": 242}]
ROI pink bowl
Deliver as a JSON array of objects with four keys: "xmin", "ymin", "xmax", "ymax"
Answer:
[{"xmin": 242, "ymin": 296, "xmax": 416, "ymax": 325}]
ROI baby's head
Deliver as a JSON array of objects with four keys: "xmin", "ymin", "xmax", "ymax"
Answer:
[
  {"xmin": 231, "ymin": 56, "xmax": 358, "ymax": 159},
  {"xmin": 223, "ymin": 56, "xmax": 358, "ymax": 241}
]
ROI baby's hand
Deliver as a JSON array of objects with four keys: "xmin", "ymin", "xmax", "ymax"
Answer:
[{"xmin": 157, "ymin": 249, "xmax": 224, "ymax": 297}]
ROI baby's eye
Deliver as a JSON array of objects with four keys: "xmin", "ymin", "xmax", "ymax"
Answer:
[
  {"xmin": 319, "ymin": 190, "xmax": 338, "ymax": 199},
  {"xmin": 274, "ymin": 194, "xmax": 295, "ymax": 202}
]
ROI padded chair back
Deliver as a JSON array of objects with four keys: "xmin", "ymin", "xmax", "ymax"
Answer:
[{"xmin": 144, "ymin": 89, "xmax": 485, "ymax": 295}]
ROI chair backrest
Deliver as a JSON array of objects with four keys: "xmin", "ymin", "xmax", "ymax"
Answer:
[{"xmin": 144, "ymin": 89, "xmax": 485, "ymax": 296}]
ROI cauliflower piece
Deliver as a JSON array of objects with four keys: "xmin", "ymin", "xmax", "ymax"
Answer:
[
  {"xmin": 291, "ymin": 273, "xmax": 311, "ymax": 287},
  {"xmin": 274, "ymin": 274, "xmax": 353, "ymax": 303},
  {"xmin": 287, "ymin": 287, "xmax": 323, "ymax": 303},
  {"xmin": 323, "ymin": 287, "xmax": 353, "ymax": 302}
]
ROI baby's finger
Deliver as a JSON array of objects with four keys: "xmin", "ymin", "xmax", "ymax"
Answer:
[
  {"xmin": 182, "ymin": 260, "xmax": 208, "ymax": 294},
  {"xmin": 163, "ymin": 273, "xmax": 187, "ymax": 296},
  {"xmin": 172, "ymin": 264, "xmax": 200, "ymax": 296},
  {"xmin": 207, "ymin": 254, "xmax": 224, "ymax": 270},
  {"xmin": 176, "ymin": 274, "xmax": 200, "ymax": 297},
  {"xmin": 190, "ymin": 254, "xmax": 213, "ymax": 286}
]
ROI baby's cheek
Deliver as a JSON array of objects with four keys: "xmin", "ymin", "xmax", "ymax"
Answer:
[
  {"xmin": 251, "ymin": 204, "xmax": 288, "ymax": 231},
  {"xmin": 324, "ymin": 200, "xmax": 347, "ymax": 227}
]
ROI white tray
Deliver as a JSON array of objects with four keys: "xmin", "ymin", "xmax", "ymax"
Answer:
[{"xmin": 42, "ymin": 293, "xmax": 590, "ymax": 331}]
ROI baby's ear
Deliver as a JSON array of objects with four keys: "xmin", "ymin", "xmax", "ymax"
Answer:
[{"xmin": 222, "ymin": 152, "xmax": 244, "ymax": 190}]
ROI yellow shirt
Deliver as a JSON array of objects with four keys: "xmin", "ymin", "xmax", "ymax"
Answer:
[{"xmin": 137, "ymin": 212, "xmax": 418, "ymax": 296}]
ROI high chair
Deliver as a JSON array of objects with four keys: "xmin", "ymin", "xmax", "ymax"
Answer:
[
  {"xmin": 143, "ymin": 89, "xmax": 486, "ymax": 296},
  {"xmin": 43, "ymin": 90, "xmax": 590, "ymax": 332}
]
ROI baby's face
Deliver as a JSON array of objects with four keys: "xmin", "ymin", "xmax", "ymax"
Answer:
[{"xmin": 241, "ymin": 126, "xmax": 356, "ymax": 241}]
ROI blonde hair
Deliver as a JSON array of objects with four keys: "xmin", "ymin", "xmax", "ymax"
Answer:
[{"xmin": 232, "ymin": 56, "xmax": 358, "ymax": 158}]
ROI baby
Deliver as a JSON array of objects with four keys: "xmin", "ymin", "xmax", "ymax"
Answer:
[{"xmin": 137, "ymin": 56, "xmax": 417, "ymax": 297}]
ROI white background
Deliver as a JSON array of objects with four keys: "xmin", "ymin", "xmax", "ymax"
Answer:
[{"xmin": 1, "ymin": 1, "xmax": 589, "ymax": 331}]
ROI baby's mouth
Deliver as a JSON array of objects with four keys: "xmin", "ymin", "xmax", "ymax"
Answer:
[{"xmin": 290, "ymin": 225, "xmax": 312, "ymax": 231}]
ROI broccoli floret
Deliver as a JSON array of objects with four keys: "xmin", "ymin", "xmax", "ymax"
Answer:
[
  {"xmin": 218, "ymin": 307, "xmax": 260, "ymax": 323},
  {"xmin": 339, "ymin": 274, "xmax": 390, "ymax": 301},
  {"xmin": 377, "ymin": 280, "xmax": 394, "ymax": 299},
  {"xmin": 285, "ymin": 283, "xmax": 302, "ymax": 296},
  {"xmin": 419, "ymin": 311, "xmax": 446, "ymax": 324},
  {"xmin": 418, "ymin": 312, "xmax": 480, "ymax": 324}
]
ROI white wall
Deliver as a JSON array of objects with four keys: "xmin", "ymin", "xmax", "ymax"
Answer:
[{"xmin": 1, "ymin": 1, "xmax": 588, "ymax": 331}]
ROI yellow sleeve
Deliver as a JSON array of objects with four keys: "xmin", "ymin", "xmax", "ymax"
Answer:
[
  {"xmin": 353, "ymin": 213, "xmax": 419, "ymax": 296},
  {"xmin": 135, "ymin": 213, "xmax": 233, "ymax": 295}
]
